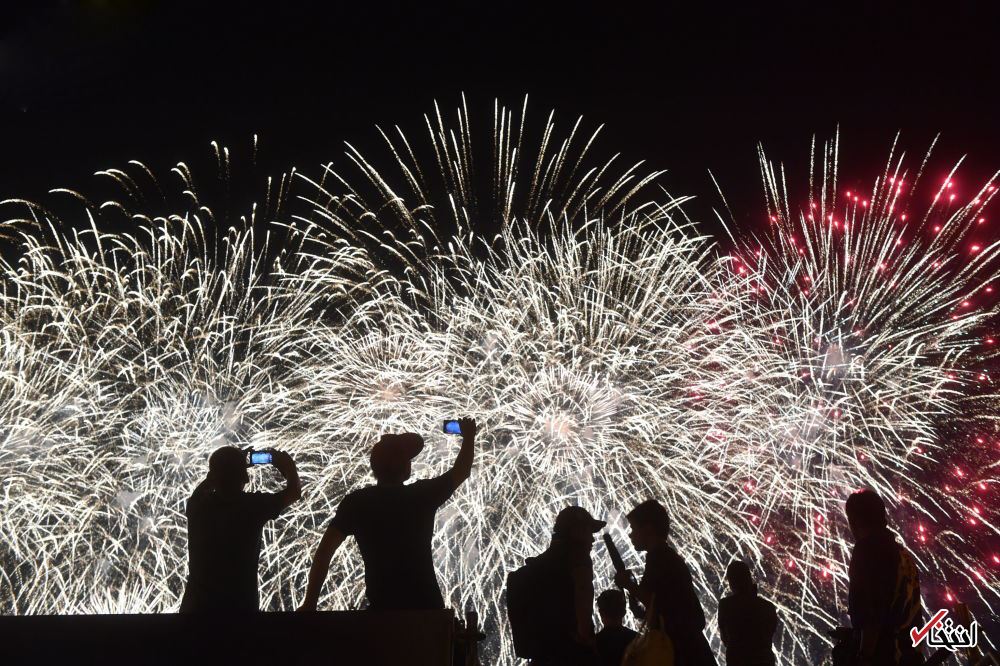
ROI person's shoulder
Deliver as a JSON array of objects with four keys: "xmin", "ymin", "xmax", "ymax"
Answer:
[
  {"xmin": 409, "ymin": 473, "xmax": 456, "ymax": 504},
  {"xmin": 244, "ymin": 491, "xmax": 285, "ymax": 513},
  {"xmin": 339, "ymin": 484, "xmax": 379, "ymax": 507},
  {"xmin": 245, "ymin": 490, "xmax": 278, "ymax": 502},
  {"xmin": 345, "ymin": 484, "xmax": 377, "ymax": 497},
  {"xmin": 757, "ymin": 595, "xmax": 777, "ymax": 612},
  {"xmin": 411, "ymin": 474, "xmax": 453, "ymax": 491},
  {"xmin": 654, "ymin": 543, "xmax": 689, "ymax": 570},
  {"xmin": 597, "ymin": 625, "xmax": 634, "ymax": 640},
  {"xmin": 642, "ymin": 543, "xmax": 671, "ymax": 572},
  {"xmin": 185, "ymin": 491, "xmax": 210, "ymax": 519},
  {"xmin": 855, "ymin": 528, "xmax": 900, "ymax": 564}
]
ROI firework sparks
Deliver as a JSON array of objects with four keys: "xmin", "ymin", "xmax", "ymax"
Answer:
[
  {"xmin": 0, "ymin": 103, "xmax": 997, "ymax": 663},
  {"xmin": 713, "ymin": 132, "xmax": 1000, "ymax": 655}
]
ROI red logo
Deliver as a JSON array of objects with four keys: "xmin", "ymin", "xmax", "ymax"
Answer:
[{"xmin": 910, "ymin": 609, "xmax": 948, "ymax": 647}]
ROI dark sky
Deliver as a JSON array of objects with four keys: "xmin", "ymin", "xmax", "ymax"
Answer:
[{"xmin": 2, "ymin": 1, "xmax": 999, "ymax": 234}]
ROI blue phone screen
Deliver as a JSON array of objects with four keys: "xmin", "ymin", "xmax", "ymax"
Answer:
[
  {"xmin": 444, "ymin": 420, "xmax": 462, "ymax": 435},
  {"xmin": 250, "ymin": 452, "xmax": 272, "ymax": 464}
]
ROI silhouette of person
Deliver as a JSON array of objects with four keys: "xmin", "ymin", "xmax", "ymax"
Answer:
[
  {"xmin": 180, "ymin": 446, "xmax": 301, "ymax": 613},
  {"xmin": 298, "ymin": 418, "xmax": 477, "ymax": 612},
  {"xmin": 717, "ymin": 560, "xmax": 778, "ymax": 666},
  {"xmin": 845, "ymin": 489, "xmax": 923, "ymax": 666},
  {"xmin": 596, "ymin": 588, "xmax": 638, "ymax": 666},
  {"xmin": 614, "ymin": 499, "xmax": 717, "ymax": 666},
  {"xmin": 528, "ymin": 505, "xmax": 604, "ymax": 666}
]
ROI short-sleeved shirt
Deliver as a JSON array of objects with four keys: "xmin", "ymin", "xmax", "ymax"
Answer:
[
  {"xmin": 639, "ymin": 543, "xmax": 717, "ymax": 665},
  {"xmin": 718, "ymin": 592, "xmax": 777, "ymax": 666},
  {"xmin": 330, "ymin": 474, "xmax": 455, "ymax": 610},
  {"xmin": 181, "ymin": 489, "xmax": 285, "ymax": 612},
  {"xmin": 848, "ymin": 527, "xmax": 922, "ymax": 642}
]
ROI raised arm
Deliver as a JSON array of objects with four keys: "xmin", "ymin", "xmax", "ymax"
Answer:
[
  {"xmin": 270, "ymin": 450, "xmax": 302, "ymax": 510},
  {"xmin": 447, "ymin": 417, "xmax": 477, "ymax": 489},
  {"xmin": 297, "ymin": 525, "xmax": 347, "ymax": 611}
]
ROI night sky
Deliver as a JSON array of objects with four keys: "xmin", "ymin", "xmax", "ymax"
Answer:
[
  {"xmin": 2, "ymin": 0, "xmax": 1000, "ymax": 653},
  {"xmin": 3, "ymin": 1, "xmax": 999, "ymax": 236}
]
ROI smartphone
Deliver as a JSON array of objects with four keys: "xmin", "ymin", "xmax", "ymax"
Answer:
[
  {"xmin": 442, "ymin": 420, "xmax": 462, "ymax": 435},
  {"xmin": 250, "ymin": 451, "xmax": 272, "ymax": 465}
]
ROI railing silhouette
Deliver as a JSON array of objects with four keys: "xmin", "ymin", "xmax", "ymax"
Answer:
[{"xmin": 0, "ymin": 608, "xmax": 471, "ymax": 665}]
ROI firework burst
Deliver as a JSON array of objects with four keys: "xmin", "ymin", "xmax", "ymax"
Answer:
[
  {"xmin": 713, "ymin": 133, "xmax": 1000, "ymax": 654},
  {"xmin": 0, "ymin": 101, "xmax": 997, "ymax": 663}
]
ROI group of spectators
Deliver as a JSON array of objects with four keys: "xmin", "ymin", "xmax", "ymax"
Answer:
[{"xmin": 179, "ymin": 419, "xmax": 930, "ymax": 666}]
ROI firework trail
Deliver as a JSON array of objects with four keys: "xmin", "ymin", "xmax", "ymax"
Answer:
[
  {"xmin": 713, "ymin": 133, "xmax": 1000, "ymax": 653},
  {"xmin": 0, "ymin": 162, "xmax": 374, "ymax": 613},
  {"xmin": 1, "ymin": 100, "xmax": 997, "ymax": 663}
]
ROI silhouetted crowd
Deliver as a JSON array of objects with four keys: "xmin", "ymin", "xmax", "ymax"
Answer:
[{"xmin": 180, "ymin": 419, "xmax": 977, "ymax": 666}]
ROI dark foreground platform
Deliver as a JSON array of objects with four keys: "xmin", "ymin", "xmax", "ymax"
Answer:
[{"xmin": 0, "ymin": 609, "xmax": 455, "ymax": 666}]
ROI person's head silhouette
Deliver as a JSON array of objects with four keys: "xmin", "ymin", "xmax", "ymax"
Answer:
[
  {"xmin": 370, "ymin": 433, "xmax": 423, "ymax": 485},
  {"xmin": 552, "ymin": 505, "xmax": 606, "ymax": 546},
  {"xmin": 208, "ymin": 446, "xmax": 249, "ymax": 493},
  {"xmin": 725, "ymin": 560, "xmax": 758, "ymax": 595},
  {"xmin": 597, "ymin": 588, "xmax": 627, "ymax": 628},
  {"xmin": 844, "ymin": 488, "xmax": 886, "ymax": 541},
  {"xmin": 625, "ymin": 499, "xmax": 670, "ymax": 552}
]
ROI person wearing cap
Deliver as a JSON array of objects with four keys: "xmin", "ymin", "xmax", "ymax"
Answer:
[
  {"xmin": 614, "ymin": 499, "xmax": 717, "ymax": 666},
  {"xmin": 180, "ymin": 446, "xmax": 301, "ymax": 613},
  {"xmin": 717, "ymin": 560, "xmax": 778, "ymax": 666},
  {"xmin": 530, "ymin": 505, "xmax": 605, "ymax": 665},
  {"xmin": 298, "ymin": 418, "xmax": 477, "ymax": 612}
]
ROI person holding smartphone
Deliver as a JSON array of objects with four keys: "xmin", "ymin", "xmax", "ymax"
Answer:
[
  {"xmin": 298, "ymin": 418, "xmax": 477, "ymax": 612},
  {"xmin": 180, "ymin": 446, "xmax": 301, "ymax": 613},
  {"xmin": 614, "ymin": 499, "xmax": 717, "ymax": 666}
]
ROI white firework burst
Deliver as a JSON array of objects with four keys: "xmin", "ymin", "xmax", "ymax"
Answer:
[{"xmin": 2, "ymin": 100, "xmax": 997, "ymax": 665}]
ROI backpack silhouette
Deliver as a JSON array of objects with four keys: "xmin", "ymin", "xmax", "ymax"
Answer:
[{"xmin": 506, "ymin": 551, "xmax": 568, "ymax": 658}]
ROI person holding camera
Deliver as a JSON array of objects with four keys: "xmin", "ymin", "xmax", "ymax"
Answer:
[
  {"xmin": 298, "ymin": 418, "xmax": 477, "ymax": 612},
  {"xmin": 614, "ymin": 499, "xmax": 717, "ymax": 666},
  {"xmin": 180, "ymin": 446, "xmax": 301, "ymax": 613}
]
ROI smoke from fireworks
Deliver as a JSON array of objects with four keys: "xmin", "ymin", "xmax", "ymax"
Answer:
[{"xmin": 0, "ymin": 100, "xmax": 997, "ymax": 662}]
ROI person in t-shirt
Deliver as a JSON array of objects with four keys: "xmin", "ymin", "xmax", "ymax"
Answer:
[
  {"xmin": 180, "ymin": 446, "xmax": 301, "ymax": 613},
  {"xmin": 845, "ymin": 489, "xmax": 923, "ymax": 666},
  {"xmin": 596, "ymin": 588, "xmax": 637, "ymax": 666},
  {"xmin": 717, "ymin": 560, "xmax": 777, "ymax": 666},
  {"xmin": 297, "ymin": 418, "xmax": 476, "ymax": 611},
  {"xmin": 614, "ymin": 499, "xmax": 717, "ymax": 666}
]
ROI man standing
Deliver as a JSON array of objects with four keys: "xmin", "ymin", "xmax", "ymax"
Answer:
[
  {"xmin": 615, "ymin": 499, "xmax": 717, "ymax": 666},
  {"xmin": 844, "ymin": 489, "xmax": 923, "ymax": 666},
  {"xmin": 298, "ymin": 418, "xmax": 476, "ymax": 611},
  {"xmin": 180, "ymin": 446, "xmax": 301, "ymax": 613},
  {"xmin": 517, "ymin": 505, "xmax": 604, "ymax": 666},
  {"xmin": 718, "ymin": 560, "xmax": 778, "ymax": 666}
]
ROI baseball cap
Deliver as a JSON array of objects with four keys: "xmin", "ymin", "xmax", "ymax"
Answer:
[
  {"xmin": 370, "ymin": 433, "xmax": 424, "ymax": 469},
  {"xmin": 554, "ymin": 505, "xmax": 606, "ymax": 534}
]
